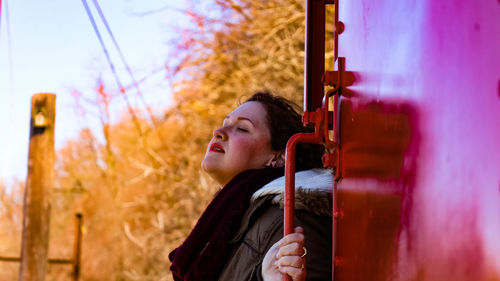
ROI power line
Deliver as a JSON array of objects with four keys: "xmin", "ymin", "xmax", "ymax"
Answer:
[
  {"xmin": 90, "ymin": 0, "xmax": 159, "ymax": 129},
  {"xmin": 0, "ymin": 0, "xmax": 14, "ymax": 79},
  {"xmin": 122, "ymin": 66, "xmax": 166, "ymax": 92},
  {"xmin": 4, "ymin": 0, "xmax": 13, "ymax": 89},
  {"xmin": 80, "ymin": 0, "xmax": 144, "ymax": 137},
  {"xmin": 0, "ymin": 0, "xmax": 3, "ymax": 33},
  {"xmin": 1, "ymin": 0, "xmax": 17, "ymax": 181}
]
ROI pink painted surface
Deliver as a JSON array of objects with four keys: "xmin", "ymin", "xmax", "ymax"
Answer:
[{"xmin": 334, "ymin": 0, "xmax": 500, "ymax": 280}]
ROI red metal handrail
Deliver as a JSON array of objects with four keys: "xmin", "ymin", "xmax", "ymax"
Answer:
[
  {"xmin": 284, "ymin": 132, "xmax": 322, "ymax": 235},
  {"xmin": 283, "ymin": 93, "xmax": 337, "ymax": 281}
]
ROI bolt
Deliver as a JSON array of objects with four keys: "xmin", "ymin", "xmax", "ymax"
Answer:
[
  {"xmin": 335, "ymin": 21, "xmax": 345, "ymax": 34},
  {"xmin": 497, "ymin": 78, "xmax": 500, "ymax": 99},
  {"xmin": 334, "ymin": 208, "xmax": 344, "ymax": 219},
  {"xmin": 334, "ymin": 256, "xmax": 344, "ymax": 266}
]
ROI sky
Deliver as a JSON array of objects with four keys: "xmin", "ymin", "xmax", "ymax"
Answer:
[{"xmin": 0, "ymin": 0, "xmax": 186, "ymax": 185}]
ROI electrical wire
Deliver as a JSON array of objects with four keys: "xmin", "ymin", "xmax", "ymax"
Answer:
[
  {"xmin": 2, "ymin": 0, "xmax": 15, "ymax": 123},
  {"xmin": 122, "ymin": 66, "xmax": 166, "ymax": 92},
  {"xmin": 0, "ymin": 0, "xmax": 3, "ymax": 32},
  {"xmin": 80, "ymin": 0, "xmax": 144, "ymax": 136},
  {"xmin": 4, "ymin": 0, "xmax": 13, "ymax": 88},
  {"xmin": 90, "ymin": 0, "xmax": 159, "ymax": 129},
  {"xmin": 0, "ymin": 0, "xmax": 18, "ymax": 184}
]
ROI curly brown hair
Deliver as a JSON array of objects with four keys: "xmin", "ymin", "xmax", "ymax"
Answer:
[{"xmin": 244, "ymin": 92, "xmax": 324, "ymax": 171}]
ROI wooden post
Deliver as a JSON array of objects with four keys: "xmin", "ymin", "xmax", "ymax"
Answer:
[
  {"xmin": 19, "ymin": 93, "xmax": 56, "ymax": 281},
  {"xmin": 72, "ymin": 213, "xmax": 83, "ymax": 281}
]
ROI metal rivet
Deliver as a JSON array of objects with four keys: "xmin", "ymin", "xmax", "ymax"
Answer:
[
  {"xmin": 334, "ymin": 256, "xmax": 344, "ymax": 266},
  {"xmin": 497, "ymin": 78, "xmax": 500, "ymax": 99},
  {"xmin": 335, "ymin": 21, "xmax": 345, "ymax": 35},
  {"xmin": 334, "ymin": 208, "xmax": 344, "ymax": 219}
]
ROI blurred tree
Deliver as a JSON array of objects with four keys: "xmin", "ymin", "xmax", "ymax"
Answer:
[
  {"xmin": 1, "ymin": 0, "xmax": 335, "ymax": 280},
  {"xmin": 0, "ymin": 180, "xmax": 23, "ymax": 280}
]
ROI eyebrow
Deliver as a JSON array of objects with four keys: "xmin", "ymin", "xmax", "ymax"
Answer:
[{"xmin": 224, "ymin": 116, "xmax": 256, "ymax": 127}]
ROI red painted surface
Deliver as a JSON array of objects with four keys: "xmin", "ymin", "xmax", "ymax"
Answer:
[{"xmin": 333, "ymin": 0, "xmax": 500, "ymax": 280}]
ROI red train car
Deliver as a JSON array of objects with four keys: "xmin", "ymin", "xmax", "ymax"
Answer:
[{"xmin": 288, "ymin": 0, "xmax": 500, "ymax": 280}]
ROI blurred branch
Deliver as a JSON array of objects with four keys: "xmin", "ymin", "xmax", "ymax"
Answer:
[{"xmin": 123, "ymin": 222, "xmax": 145, "ymax": 250}]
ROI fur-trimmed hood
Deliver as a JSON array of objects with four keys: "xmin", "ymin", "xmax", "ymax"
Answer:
[{"xmin": 251, "ymin": 168, "xmax": 333, "ymax": 216}]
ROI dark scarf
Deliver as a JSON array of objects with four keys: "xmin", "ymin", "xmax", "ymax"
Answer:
[{"xmin": 169, "ymin": 167, "xmax": 284, "ymax": 281}]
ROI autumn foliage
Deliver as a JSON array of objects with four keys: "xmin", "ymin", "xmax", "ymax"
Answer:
[{"xmin": 0, "ymin": 0, "xmax": 334, "ymax": 280}]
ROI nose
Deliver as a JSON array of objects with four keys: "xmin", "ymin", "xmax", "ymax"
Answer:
[{"xmin": 213, "ymin": 127, "xmax": 228, "ymax": 141}]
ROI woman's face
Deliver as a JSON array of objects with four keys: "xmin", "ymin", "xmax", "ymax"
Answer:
[{"xmin": 201, "ymin": 101, "xmax": 277, "ymax": 186}]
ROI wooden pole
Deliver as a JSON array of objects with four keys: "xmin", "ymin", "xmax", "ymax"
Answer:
[
  {"xmin": 72, "ymin": 213, "xmax": 83, "ymax": 281},
  {"xmin": 19, "ymin": 93, "xmax": 56, "ymax": 281}
]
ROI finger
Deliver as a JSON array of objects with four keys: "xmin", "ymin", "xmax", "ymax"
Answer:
[
  {"xmin": 264, "ymin": 240, "xmax": 281, "ymax": 264},
  {"xmin": 277, "ymin": 241, "xmax": 304, "ymax": 258},
  {"xmin": 294, "ymin": 226, "xmax": 304, "ymax": 234},
  {"xmin": 262, "ymin": 240, "xmax": 282, "ymax": 275},
  {"xmin": 268, "ymin": 240, "xmax": 281, "ymax": 253},
  {"xmin": 276, "ymin": 255, "xmax": 304, "ymax": 269},
  {"xmin": 279, "ymin": 232, "xmax": 304, "ymax": 247},
  {"xmin": 278, "ymin": 265, "xmax": 307, "ymax": 281}
]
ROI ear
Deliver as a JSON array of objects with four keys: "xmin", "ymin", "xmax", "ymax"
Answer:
[{"xmin": 269, "ymin": 150, "xmax": 285, "ymax": 168}]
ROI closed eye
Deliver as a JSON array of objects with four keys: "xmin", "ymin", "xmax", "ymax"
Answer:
[{"xmin": 237, "ymin": 127, "xmax": 249, "ymax": 132}]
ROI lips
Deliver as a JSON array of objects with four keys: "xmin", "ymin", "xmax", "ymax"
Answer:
[{"xmin": 209, "ymin": 142, "xmax": 225, "ymax": 153}]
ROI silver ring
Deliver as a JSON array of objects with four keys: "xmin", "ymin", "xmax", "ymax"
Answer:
[{"xmin": 301, "ymin": 246, "xmax": 307, "ymax": 258}]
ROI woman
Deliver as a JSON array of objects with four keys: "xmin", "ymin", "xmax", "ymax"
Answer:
[{"xmin": 169, "ymin": 92, "xmax": 333, "ymax": 281}]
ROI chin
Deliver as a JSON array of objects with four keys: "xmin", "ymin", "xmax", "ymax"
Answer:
[
  {"xmin": 201, "ymin": 157, "xmax": 217, "ymax": 174},
  {"xmin": 201, "ymin": 158, "xmax": 210, "ymax": 172}
]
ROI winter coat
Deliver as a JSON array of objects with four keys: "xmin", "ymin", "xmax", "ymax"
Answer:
[{"xmin": 218, "ymin": 168, "xmax": 333, "ymax": 281}]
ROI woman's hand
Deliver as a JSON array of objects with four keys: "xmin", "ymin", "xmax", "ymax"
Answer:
[{"xmin": 262, "ymin": 226, "xmax": 307, "ymax": 281}]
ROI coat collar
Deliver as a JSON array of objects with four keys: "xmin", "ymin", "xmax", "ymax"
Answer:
[
  {"xmin": 252, "ymin": 168, "xmax": 333, "ymax": 200},
  {"xmin": 252, "ymin": 168, "xmax": 333, "ymax": 216}
]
